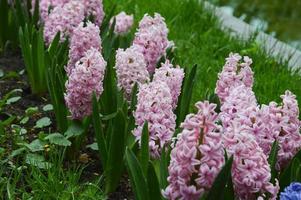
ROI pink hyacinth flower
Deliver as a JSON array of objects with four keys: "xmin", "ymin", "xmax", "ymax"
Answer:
[
  {"xmin": 133, "ymin": 80, "xmax": 176, "ymax": 158},
  {"xmin": 65, "ymin": 48, "xmax": 106, "ymax": 119},
  {"xmin": 83, "ymin": 0, "xmax": 105, "ymax": 26},
  {"xmin": 276, "ymin": 90, "xmax": 301, "ymax": 169},
  {"xmin": 163, "ymin": 101, "xmax": 225, "ymax": 200},
  {"xmin": 115, "ymin": 45, "xmax": 149, "ymax": 100},
  {"xmin": 153, "ymin": 61, "xmax": 185, "ymax": 109},
  {"xmin": 133, "ymin": 13, "xmax": 170, "ymax": 74},
  {"xmin": 223, "ymin": 122, "xmax": 279, "ymax": 200},
  {"xmin": 43, "ymin": 1, "xmax": 85, "ymax": 45},
  {"xmin": 31, "ymin": 0, "xmax": 69, "ymax": 22},
  {"xmin": 66, "ymin": 21, "xmax": 102, "ymax": 75},
  {"xmin": 215, "ymin": 53, "xmax": 253, "ymax": 103},
  {"xmin": 110, "ymin": 11, "xmax": 134, "ymax": 35}
]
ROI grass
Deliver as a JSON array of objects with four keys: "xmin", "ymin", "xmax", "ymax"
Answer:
[
  {"xmin": 105, "ymin": 0, "xmax": 301, "ymax": 110},
  {"xmin": 2, "ymin": 0, "xmax": 301, "ymax": 199}
]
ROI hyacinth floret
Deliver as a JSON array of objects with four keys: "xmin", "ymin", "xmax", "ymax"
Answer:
[
  {"xmin": 133, "ymin": 80, "xmax": 176, "ymax": 158},
  {"xmin": 220, "ymin": 83, "xmax": 301, "ymax": 170},
  {"xmin": 66, "ymin": 21, "xmax": 101, "ymax": 75},
  {"xmin": 32, "ymin": 0, "xmax": 69, "ymax": 22},
  {"xmin": 133, "ymin": 13, "xmax": 169, "ymax": 74},
  {"xmin": 83, "ymin": 0, "xmax": 105, "ymax": 26},
  {"xmin": 43, "ymin": 1, "xmax": 85, "ymax": 45},
  {"xmin": 115, "ymin": 45, "xmax": 149, "ymax": 100},
  {"xmin": 276, "ymin": 90, "xmax": 301, "ymax": 169},
  {"xmin": 153, "ymin": 61, "xmax": 184, "ymax": 109},
  {"xmin": 280, "ymin": 182, "xmax": 301, "ymax": 200},
  {"xmin": 110, "ymin": 11, "xmax": 134, "ymax": 35},
  {"xmin": 65, "ymin": 48, "xmax": 106, "ymax": 119},
  {"xmin": 163, "ymin": 101, "xmax": 225, "ymax": 200},
  {"xmin": 223, "ymin": 122, "xmax": 279, "ymax": 200},
  {"xmin": 215, "ymin": 53, "xmax": 253, "ymax": 103}
]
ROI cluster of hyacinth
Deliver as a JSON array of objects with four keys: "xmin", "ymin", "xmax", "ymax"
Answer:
[
  {"xmin": 215, "ymin": 53, "xmax": 253, "ymax": 103},
  {"xmin": 280, "ymin": 182, "xmax": 301, "ymax": 200},
  {"xmin": 43, "ymin": 1, "xmax": 85, "ymax": 44},
  {"xmin": 83, "ymin": 0, "xmax": 104, "ymax": 26},
  {"xmin": 65, "ymin": 48, "xmax": 106, "ymax": 119},
  {"xmin": 31, "ymin": 0, "xmax": 69, "ymax": 22},
  {"xmin": 66, "ymin": 21, "xmax": 101, "ymax": 75},
  {"xmin": 275, "ymin": 91, "xmax": 301, "ymax": 169},
  {"xmin": 215, "ymin": 53, "xmax": 301, "ymax": 199},
  {"xmin": 43, "ymin": 0, "xmax": 104, "ymax": 44},
  {"xmin": 133, "ymin": 81, "xmax": 176, "ymax": 158},
  {"xmin": 153, "ymin": 61, "xmax": 185, "ymax": 109},
  {"xmin": 218, "ymin": 53, "xmax": 301, "ymax": 170},
  {"xmin": 223, "ymin": 122, "xmax": 279, "ymax": 200},
  {"xmin": 133, "ymin": 13, "xmax": 170, "ymax": 73},
  {"xmin": 115, "ymin": 45, "xmax": 149, "ymax": 100},
  {"xmin": 163, "ymin": 101, "xmax": 225, "ymax": 200},
  {"xmin": 110, "ymin": 11, "xmax": 134, "ymax": 35}
]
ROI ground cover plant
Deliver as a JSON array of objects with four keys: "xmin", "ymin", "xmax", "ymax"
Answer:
[{"xmin": 1, "ymin": 0, "xmax": 301, "ymax": 199}]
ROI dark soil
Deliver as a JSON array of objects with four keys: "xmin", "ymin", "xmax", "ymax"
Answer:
[{"xmin": 0, "ymin": 51, "xmax": 133, "ymax": 200}]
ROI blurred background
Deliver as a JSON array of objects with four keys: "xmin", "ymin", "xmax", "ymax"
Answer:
[{"xmin": 209, "ymin": 0, "xmax": 301, "ymax": 50}]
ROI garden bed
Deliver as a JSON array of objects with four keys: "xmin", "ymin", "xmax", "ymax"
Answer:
[{"xmin": 1, "ymin": 0, "xmax": 301, "ymax": 199}]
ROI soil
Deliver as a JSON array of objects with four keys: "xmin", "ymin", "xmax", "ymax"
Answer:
[{"xmin": 0, "ymin": 51, "xmax": 133, "ymax": 200}]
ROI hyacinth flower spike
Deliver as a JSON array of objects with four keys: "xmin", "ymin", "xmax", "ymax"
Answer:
[
  {"xmin": 65, "ymin": 48, "xmax": 106, "ymax": 120},
  {"xmin": 163, "ymin": 101, "xmax": 225, "ymax": 200},
  {"xmin": 133, "ymin": 80, "xmax": 176, "ymax": 159},
  {"xmin": 133, "ymin": 13, "xmax": 170, "ymax": 74}
]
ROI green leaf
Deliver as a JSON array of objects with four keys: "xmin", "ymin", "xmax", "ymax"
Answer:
[
  {"xmin": 25, "ymin": 153, "xmax": 52, "ymax": 169},
  {"xmin": 175, "ymin": 65, "xmax": 197, "ymax": 127},
  {"xmin": 0, "ymin": 69, "xmax": 4, "ymax": 78},
  {"xmin": 105, "ymin": 109, "xmax": 127, "ymax": 194},
  {"xmin": 6, "ymin": 96, "xmax": 21, "ymax": 105},
  {"xmin": 206, "ymin": 156, "xmax": 233, "ymax": 200},
  {"xmin": 291, "ymin": 158, "xmax": 301, "ymax": 182},
  {"xmin": 34, "ymin": 117, "xmax": 52, "ymax": 128},
  {"xmin": 25, "ymin": 106, "xmax": 39, "ymax": 116},
  {"xmin": 9, "ymin": 147, "xmax": 26, "ymax": 159},
  {"xmin": 45, "ymin": 133, "xmax": 71, "ymax": 146},
  {"xmin": 23, "ymin": 139, "xmax": 45, "ymax": 152},
  {"xmin": 125, "ymin": 148, "xmax": 149, "ymax": 200},
  {"xmin": 159, "ymin": 148, "xmax": 169, "ymax": 189},
  {"xmin": 86, "ymin": 143, "xmax": 98, "ymax": 151},
  {"xmin": 64, "ymin": 121, "xmax": 85, "ymax": 139},
  {"xmin": 92, "ymin": 93, "xmax": 107, "ymax": 167},
  {"xmin": 0, "ymin": 147, "xmax": 5, "ymax": 156},
  {"xmin": 140, "ymin": 122, "xmax": 149, "ymax": 177},
  {"xmin": 147, "ymin": 162, "xmax": 162, "ymax": 200},
  {"xmin": 20, "ymin": 116, "xmax": 29, "ymax": 124},
  {"xmin": 42, "ymin": 104, "xmax": 53, "ymax": 112},
  {"xmin": 268, "ymin": 140, "xmax": 279, "ymax": 183},
  {"xmin": 130, "ymin": 83, "xmax": 138, "ymax": 111}
]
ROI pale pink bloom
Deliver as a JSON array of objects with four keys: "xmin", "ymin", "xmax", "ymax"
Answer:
[
  {"xmin": 110, "ymin": 11, "xmax": 134, "ymax": 35},
  {"xmin": 65, "ymin": 48, "xmax": 106, "ymax": 119},
  {"xmin": 223, "ymin": 122, "xmax": 279, "ymax": 200},
  {"xmin": 31, "ymin": 0, "xmax": 69, "ymax": 22},
  {"xmin": 276, "ymin": 90, "xmax": 301, "ymax": 169},
  {"xmin": 43, "ymin": 1, "xmax": 85, "ymax": 45},
  {"xmin": 153, "ymin": 61, "xmax": 184, "ymax": 109},
  {"xmin": 83, "ymin": 0, "xmax": 105, "ymax": 26},
  {"xmin": 66, "ymin": 21, "xmax": 101, "ymax": 75},
  {"xmin": 163, "ymin": 101, "xmax": 225, "ymax": 200},
  {"xmin": 221, "ymin": 85, "xmax": 301, "ymax": 170},
  {"xmin": 115, "ymin": 45, "xmax": 149, "ymax": 100},
  {"xmin": 133, "ymin": 13, "xmax": 170, "ymax": 74},
  {"xmin": 133, "ymin": 80, "xmax": 176, "ymax": 158},
  {"xmin": 215, "ymin": 53, "xmax": 253, "ymax": 103}
]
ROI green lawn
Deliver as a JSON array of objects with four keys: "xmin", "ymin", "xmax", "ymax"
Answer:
[{"xmin": 105, "ymin": 0, "xmax": 301, "ymax": 110}]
